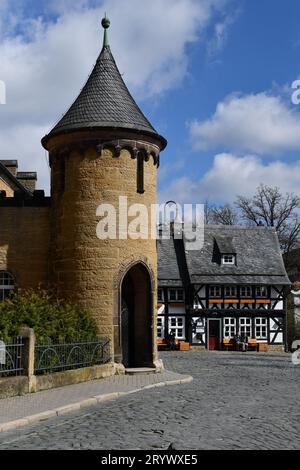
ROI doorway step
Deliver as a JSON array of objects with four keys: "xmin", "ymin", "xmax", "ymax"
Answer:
[{"xmin": 125, "ymin": 368, "xmax": 156, "ymax": 375}]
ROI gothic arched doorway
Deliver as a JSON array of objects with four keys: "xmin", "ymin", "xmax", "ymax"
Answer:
[{"xmin": 120, "ymin": 263, "xmax": 153, "ymax": 368}]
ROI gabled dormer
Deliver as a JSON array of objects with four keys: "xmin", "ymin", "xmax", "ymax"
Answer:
[{"xmin": 214, "ymin": 235, "xmax": 237, "ymax": 266}]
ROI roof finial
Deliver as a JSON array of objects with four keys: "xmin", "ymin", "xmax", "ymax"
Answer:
[{"xmin": 101, "ymin": 14, "xmax": 110, "ymax": 48}]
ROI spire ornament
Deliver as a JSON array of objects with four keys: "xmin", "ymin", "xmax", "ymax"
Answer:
[{"xmin": 101, "ymin": 15, "xmax": 110, "ymax": 48}]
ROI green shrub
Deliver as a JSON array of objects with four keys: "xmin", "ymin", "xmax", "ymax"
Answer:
[{"xmin": 0, "ymin": 289, "xmax": 98, "ymax": 343}]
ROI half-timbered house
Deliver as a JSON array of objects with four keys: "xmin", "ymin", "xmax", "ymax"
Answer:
[{"xmin": 158, "ymin": 225, "xmax": 290, "ymax": 352}]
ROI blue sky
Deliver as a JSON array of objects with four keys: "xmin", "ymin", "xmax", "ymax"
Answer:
[{"xmin": 1, "ymin": 0, "xmax": 300, "ymax": 203}]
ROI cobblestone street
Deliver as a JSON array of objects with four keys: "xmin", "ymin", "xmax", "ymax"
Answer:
[{"xmin": 0, "ymin": 351, "xmax": 299, "ymax": 450}]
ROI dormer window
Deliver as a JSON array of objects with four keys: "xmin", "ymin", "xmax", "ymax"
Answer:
[
  {"xmin": 222, "ymin": 254, "xmax": 235, "ymax": 265},
  {"xmin": 215, "ymin": 236, "xmax": 236, "ymax": 266}
]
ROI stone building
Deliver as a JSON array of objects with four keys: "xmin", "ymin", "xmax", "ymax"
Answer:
[
  {"xmin": 0, "ymin": 18, "xmax": 167, "ymax": 369},
  {"xmin": 0, "ymin": 160, "xmax": 37, "ymax": 196},
  {"xmin": 158, "ymin": 225, "xmax": 290, "ymax": 352}
]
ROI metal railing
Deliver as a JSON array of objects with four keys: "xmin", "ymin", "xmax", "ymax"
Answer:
[
  {"xmin": 0, "ymin": 336, "xmax": 24, "ymax": 377},
  {"xmin": 34, "ymin": 338, "xmax": 110, "ymax": 375}
]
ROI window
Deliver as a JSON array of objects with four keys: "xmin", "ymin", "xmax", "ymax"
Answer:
[
  {"xmin": 224, "ymin": 318, "xmax": 236, "ymax": 338},
  {"xmin": 255, "ymin": 286, "xmax": 268, "ymax": 298},
  {"xmin": 137, "ymin": 154, "xmax": 144, "ymax": 194},
  {"xmin": 168, "ymin": 316, "xmax": 185, "ymax": 339},
  {"xmin": 255, "ymin": 318, "xmax": 267, "ymax": 340},
  {"xmin": 177, "ymin": 289, "xmax": 184, "ymax": 301},
  {"xmin": 224, "ymin": 285, "xmax": 237, "ymax": 298},
  {"xmin": 209, "ymin": 286, "xmax": 221, "ymax": 298},
  {"xmin": 240, "ymin": 286, "xmax": 252, "ymax": 298},
  {"xmin": 158, "ymin": 289, "xmax": 164, "ymax": 302},
  {"xmin": 168, "ymin": 289, "xmax": 184, "ymax": 302},
  {"xmin": 222, "ymin": 254, "xmax": 235, "ymax": 265},
  {"xmin": 0, "ymin": 272, "xmax": 15, "ymax": 301},
  {"xmin": 239, "ymin": 318, "xmax": 252, "ymax": 337},
  {"xmin": 157, "ymin": 317, "xmax": 165, "ymax": 338}
]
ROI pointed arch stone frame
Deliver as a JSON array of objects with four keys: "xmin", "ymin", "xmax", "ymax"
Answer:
[{"xmin": 112, "ymin": 255, "xmax": 156, "ymax": 366}]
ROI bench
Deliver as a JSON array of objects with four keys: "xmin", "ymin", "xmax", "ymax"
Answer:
[
  {"xmin": 156, "ymin": 338, "xmax": 180, "ymax": 351},
  {"xmin": 223, "ymin": 338, "xmax": 235, "ymax": 351},
  {"xmin": 223, "ymin": 338, "xmax": 259, "ymax": 352},
  {"xmin": 157, "ymin": 338, "xmax": 168, "ymax": 350}
]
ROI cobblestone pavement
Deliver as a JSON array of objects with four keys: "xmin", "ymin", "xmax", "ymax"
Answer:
[
  {"xmin": 0, "ymin": 369, "xmax": 188, "ymax": 425},
  {"xmin": 0, "ymin": 351, "xmax": 299, "ymax": 450}
]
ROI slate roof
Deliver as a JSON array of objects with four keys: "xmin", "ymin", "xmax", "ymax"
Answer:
[
  {"xmin": 43, "ymin": 41, "xmax": 166, "ymax": 148},
  {"xmin": 215, "ymin": 235, "xmax": 236, "ymax": 254},
  {"xmin": 158, "ymin": 238, "xmax": 189, "ymax": 287},
  {"xmin": 158, "ymin": 225, "xmax": 290, "ymax": 286}
]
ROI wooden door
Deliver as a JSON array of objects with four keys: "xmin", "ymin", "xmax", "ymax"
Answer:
[{"xmin": 208, "ymin": 320, "xmax": 220, "ymax": 350}]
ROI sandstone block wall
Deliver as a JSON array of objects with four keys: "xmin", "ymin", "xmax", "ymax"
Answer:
[
  {"xmin": 0, "ymin": 207, "xmax": 50, "ymax": 288},
  {"xmin": 0, "ymin": 178, "xmax": 14, "ymax": 197},
  {"xmin": 50, "ymin": 142, "xmax": 158, "ymax": 363}
]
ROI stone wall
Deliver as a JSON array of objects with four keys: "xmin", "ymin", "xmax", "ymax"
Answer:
[
  {"xmin": 0, "ymin": 178, "xmax": 14, "ymax": 197},
  {"xmin": 0, "ymin": 206, "xmax": 50, "ymax": 288},
  {"xmin": 0, "ymin": 363, "xmax": 118, "ymax": 399},
  {"xmin": 268, "ymin": 344, "xmax": 285, "ymax": 353}
]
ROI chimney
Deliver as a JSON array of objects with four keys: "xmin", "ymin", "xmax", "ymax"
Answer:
[
  {"xmin": 17, "ymin": 172, "xmax": 37, "ymax": 192},
  {"xmin": 0, "ymin": 160, "xmax": 18, "ymax": 177}
]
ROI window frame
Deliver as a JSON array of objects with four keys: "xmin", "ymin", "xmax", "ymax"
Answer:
[
  {"xmin": 223, "ymin": 317, "xmax": 236, "ymax": 338},
  {"xmin": 157, "ymin": 316, "xmax": 165, "ymax": 339},
  {"xmin": 255, "ymin": 317, "xmax": 268, "ymax": 340},
  {"xmin": 224, "ymin": 285, "xmax": 237, "ymax": 298},
  {"xmin": 239, "ymin": 317, "xmax": 252, "ymax": 338},
  {"xmin": 168, "ymin": 289, "xmax": 185, "ymax": 302},
  {"xmin": 168, "ymin": 316, "xmax": 185, "ymax": 339},
  {"xmin": 240, "ymin": 286, "xmax": 252, "ymax": 298},
  {"xmin": 0, "ymin": 271, "xmax": 15, "ymax": 301},
  {"xmin": 209, "ymin": 285, "xmax": 222, "ymax": 298},
  {"xmin": 222, "ymin": 254, "xmax": 236, "ymax": 265},
  {"xmin": 255, "ymin": 286, "xmax": 268, "ymax": 298}
]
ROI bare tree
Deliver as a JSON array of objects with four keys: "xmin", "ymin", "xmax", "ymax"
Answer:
[
  {"xmin": 210, "ymin": 204, "xmax": 240, "ymax": 225},
  {"xmin": 204, "ymin": 201, "xmax": 239, "ymax": 225},
  {"xmin": 203, "ymin": 200, "xmax": 214, "ymax": 224},
  {"xmin": 236, "ymin": 185, "xmax": 300, "ymax": 252}
]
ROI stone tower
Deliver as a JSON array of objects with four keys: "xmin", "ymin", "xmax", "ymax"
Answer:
[{"xmin": 42, "ymin": 17, "xmax": 167, "ymax": 368}]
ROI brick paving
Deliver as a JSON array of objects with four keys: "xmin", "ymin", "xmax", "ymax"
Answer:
[{"xmin": 0, "ymin": 351, "xmax": 299, "ymax": 450}]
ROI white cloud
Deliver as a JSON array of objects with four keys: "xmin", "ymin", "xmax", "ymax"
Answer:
[
  {"xmin": 0, "ymin": 123, "xmax": 51, "ymax": 189},
  {"xmin": 206, "ymin": 5, "xmax": 240, "ymax": 59},
  {"xmin": 190, "ymin": 92, "xmax": 300, "ymax": 154},
  {"xmin": 0, "ymin": 0, "xmax": 231, "ymax": 192},
  {"xmin": 159, "ymin": 153, "xmax": 300, "ymax": 204}
]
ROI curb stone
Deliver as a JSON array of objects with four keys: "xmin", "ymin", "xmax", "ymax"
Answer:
[{"xmin": 0, "ymin": 375, "xmax": 193, "ymax": 433}]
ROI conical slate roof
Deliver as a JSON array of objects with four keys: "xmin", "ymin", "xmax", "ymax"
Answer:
[{"xmin": 43, "ymin": 18, "xmax": 166, "ymax": 147}]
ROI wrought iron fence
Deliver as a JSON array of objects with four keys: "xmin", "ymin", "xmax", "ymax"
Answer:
[
  {"xmin": 34, "ymin": 338, "xmax": 110, "ymax": 375},
  {"xmin": 0, "ymin": 336, "xmax": 24, "ymax": 377}
]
